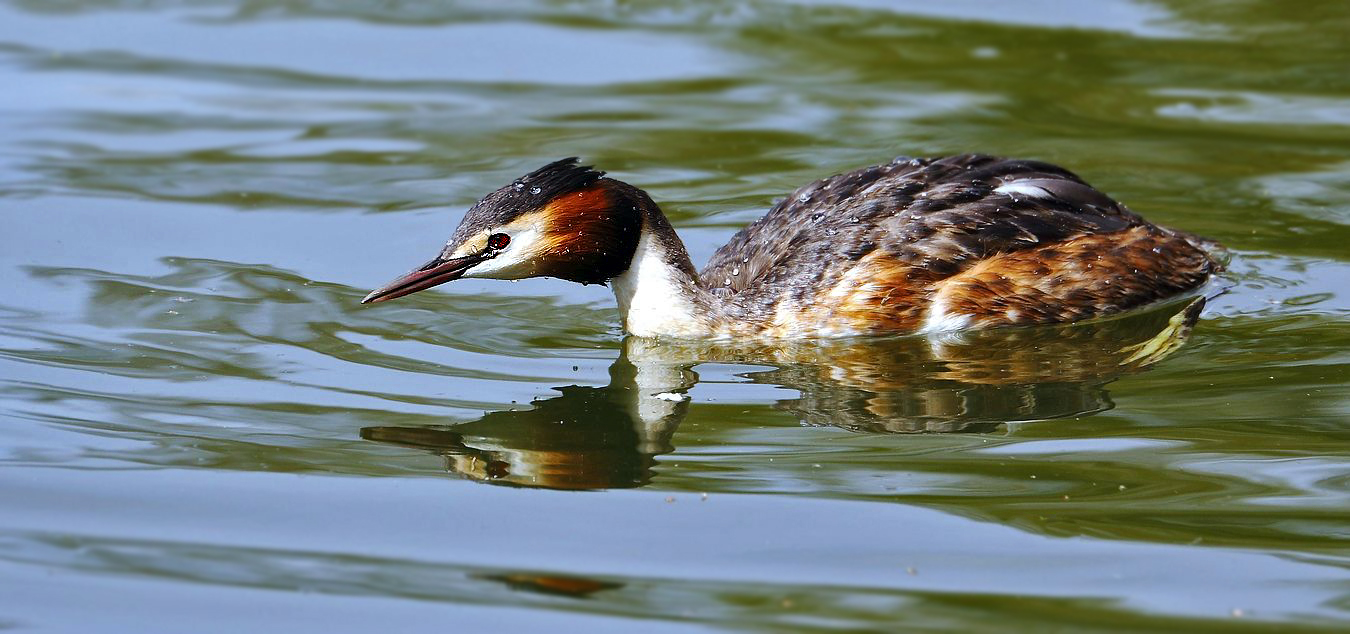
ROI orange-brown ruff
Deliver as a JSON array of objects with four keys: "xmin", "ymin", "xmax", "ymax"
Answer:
[{"xmin": 362, "ymin": 155, "xmax": 1220, "ymax": 339}]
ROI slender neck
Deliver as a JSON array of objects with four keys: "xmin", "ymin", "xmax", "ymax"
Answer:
[{"xmin": 607, "ymin": 188, "xmax": 718, "ymax": 338}]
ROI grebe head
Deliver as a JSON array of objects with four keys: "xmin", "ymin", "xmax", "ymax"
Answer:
[{"xmin": 362, "ymin": 158, "xmax": 643, "ymax": 304}]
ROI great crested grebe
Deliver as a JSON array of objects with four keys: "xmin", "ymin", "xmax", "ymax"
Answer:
[{"xmin": 362, "ymin": 155, "xmax": 1219, "ymax": 339}]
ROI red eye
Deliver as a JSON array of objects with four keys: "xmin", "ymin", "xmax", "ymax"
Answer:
[{"xmin": 488, "ymin": 233, "xmax": 510, "ymax": 250}]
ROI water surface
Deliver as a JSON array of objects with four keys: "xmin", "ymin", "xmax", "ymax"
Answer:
[{"xmin": 2, "ymin": 1, "xmax": 1349, "ymax": 631}]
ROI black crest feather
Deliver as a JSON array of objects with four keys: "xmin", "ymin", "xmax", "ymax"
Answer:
[
  {"xmin": 523, "ymin": 157, "xmax": 606, "ymax": 199},
  {"xmin": 449, "ymin": 158, "xmax": 607, "ymax": 246}
]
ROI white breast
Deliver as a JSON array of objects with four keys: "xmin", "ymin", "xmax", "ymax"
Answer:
[{"xmin": 609, "ymin": 231, "xmax": 711, "ymax": 338}]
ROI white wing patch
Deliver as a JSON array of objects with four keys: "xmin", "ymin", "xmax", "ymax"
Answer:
[{"xmin": 993, "ymin": 181, "xmax": 1056, "ymax": 200}]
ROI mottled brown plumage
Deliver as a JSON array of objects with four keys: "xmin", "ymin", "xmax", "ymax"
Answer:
[
  {"xmin": 363, "ymin": 155, "xmax": 1220, "ymax": 339},
  {"xmin": 933, "ymin": 226, "xmax": 1212, "ymax": 328},
  {"xmin": 696, "ymin": 154, "xmax": 1217, "ymax": 336}
]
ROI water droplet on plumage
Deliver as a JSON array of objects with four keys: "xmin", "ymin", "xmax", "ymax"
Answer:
[
  {"xmin": 731, "ymin": 267, "xmax": 739, "ymax": 275},
  {"xmin": 797, "ymin": 192, "xmax": 810, "ymax": 203},
  {"xmin": 529, "ymin": 186, "xmax": 541, "ymax": 195},
  {"xmin": 724, "ymin": 278, "xmax": 732, "ymax": 286},
  {"xmin": 512, "ymin": 181, "xmax": 524, "ymax": 191},
  {"xmin": 811, "ymin": 213, "xmax": 824, "ymax": 222}
]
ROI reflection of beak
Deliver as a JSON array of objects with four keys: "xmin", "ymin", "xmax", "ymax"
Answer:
[{"xmin": 361, "ymin": 251, "xmax": 489, "ymax": 304}]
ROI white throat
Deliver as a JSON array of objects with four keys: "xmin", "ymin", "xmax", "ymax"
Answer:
[{"xmin": 609, "ymin": 230, "xmax": 710, "ymax": 338}]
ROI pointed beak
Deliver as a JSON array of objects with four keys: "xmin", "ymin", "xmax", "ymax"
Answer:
[{"xmin": 361, "ymin": 251, "xmax": 488, "ymax": 304}]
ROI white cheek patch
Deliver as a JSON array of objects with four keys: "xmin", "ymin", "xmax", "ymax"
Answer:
[
  {"xmin": 462, "ymin": 226, "xmax": 546, "ymax": 279},
  {"xmin": 448, "ymin": 236, "xmax": 485, "ymax": 259}
]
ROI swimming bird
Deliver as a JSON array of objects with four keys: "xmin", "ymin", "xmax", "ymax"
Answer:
[{"xmin": 362, "ymin": 155, "xmax": 1219, "ymax": 339}]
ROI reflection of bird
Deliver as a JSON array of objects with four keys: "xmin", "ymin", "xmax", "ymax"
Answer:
[
  {"xmin": 360, "ymin": 393, "xmax": 660, "ymax": 490},
  {"xmin": 361, "ymin": 298, "xmax": 1205, "ymax": 487},
  {"xmin": 363, "ymin": 155, "xmax": 1219, "ymax": 338},
  {"xmin": 361, "ymin": 359, "xmax": 686, "ymax": 490},
  {"xmin": 631, "ymin": 296, "xmax": 1208, "ymax": 433}
]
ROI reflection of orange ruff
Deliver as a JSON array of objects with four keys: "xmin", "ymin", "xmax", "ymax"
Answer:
[
  {"xmin": 481, "ymin": 573, "xmax": 622, "ymax": 598},
  {"xmin": 361, "ymin": 382, "xmax": 668, "ymax": 491},
  {"xmin": 363, "ymin": 155, "xmax": 1220, "ymax": 339}
]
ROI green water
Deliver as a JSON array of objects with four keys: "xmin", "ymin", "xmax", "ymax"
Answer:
[{"xmin": 3, "ymin": 1, "xmax": 1349, "ymax": 631}]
